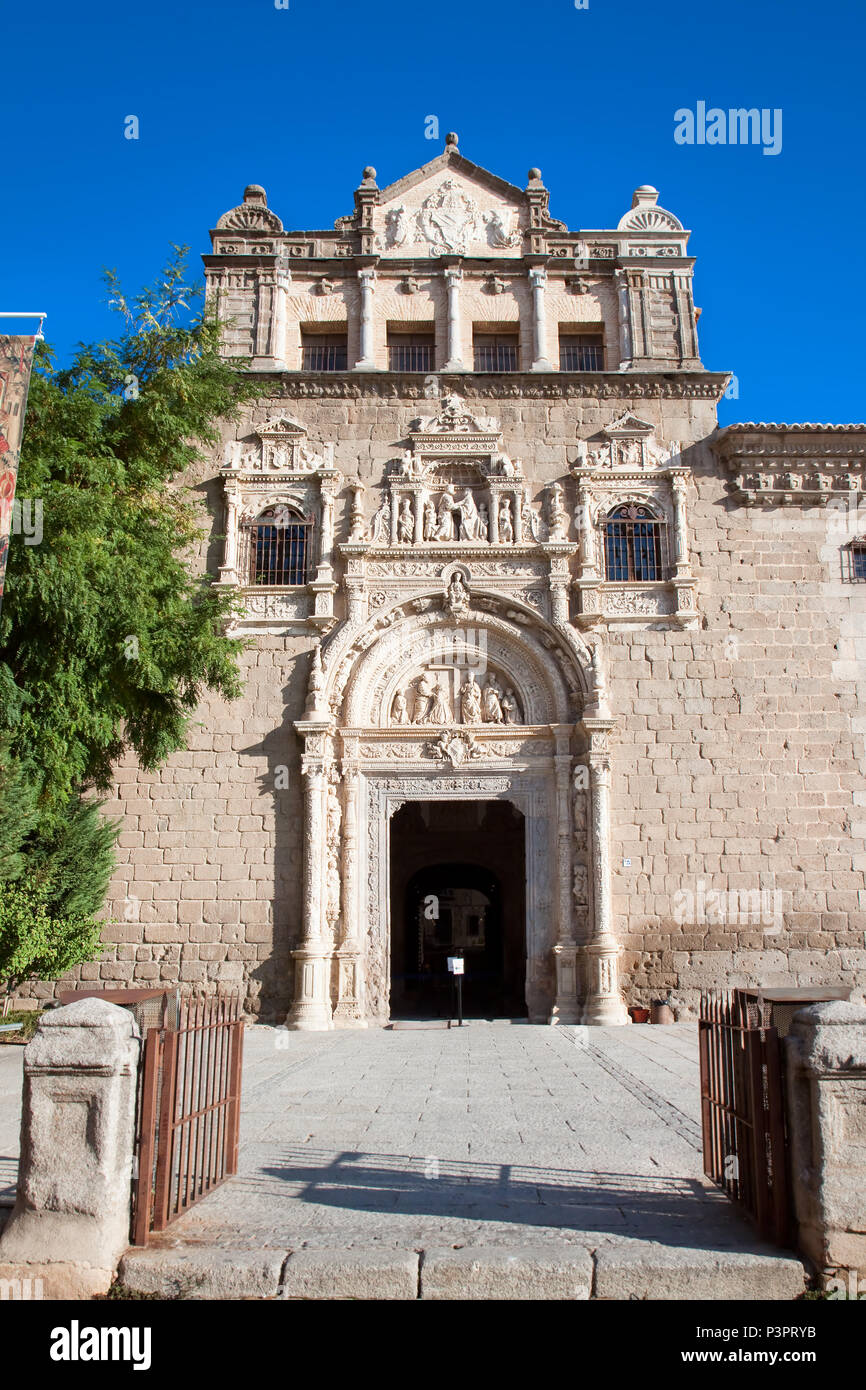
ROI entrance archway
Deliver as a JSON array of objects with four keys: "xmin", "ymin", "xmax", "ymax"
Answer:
[{"xmin": 389, "ymin": 800, "xmax": 527, "ymax": 1019}]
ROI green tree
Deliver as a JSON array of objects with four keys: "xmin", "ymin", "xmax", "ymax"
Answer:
[
  {"xmin": 0, "ymin": 881, "xmax": 103, "ymax": 1011},
  {"xmin": 0, "ymin": 247, "xmax": 262, "ymax": 805},
  {"xmin": 0, "ymin": 249, "xmax": 263, "ymax": 993}
]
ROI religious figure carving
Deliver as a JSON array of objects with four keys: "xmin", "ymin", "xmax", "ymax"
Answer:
[
  {"xmin": 499, "ymin": 498, "xmax": 514, "ymax": 544},
  {"xmin": 384, "ymin": 204, "xmax": 409, "ymax": 248},
  {"xmin": 573, "ymin": 864, "xmax": 589, "ymax": 908},
  {"xmin": 436, "ymin": 486, "xmax": 457, "ymax": 541},
  {"xmin": 483, "ymin": 207, "xmax": 520, "ymax": 248},
  {"xmin": 412, "ymin": 670, "xmax": 437, "ymax": 724},
  {"xmin": 423, "ymin": 498, "xmax": 438, "ymax": 540},
  {"xmin": 460, "ymin": 673, "xmax": 483, "ymax": 725},
  {"xmin": 501, "ymin": 689, "xmax": 518, "ymax": 724},
  {"xmin": 482, "ymin": 677, "xmax": 504, "ymax": 724},
  {"xmin": 446, "ymin": 571, "xmax": 470, "ymax": 618},
  {"xmin": 429, "ymin": 681, "xmax": 452, "ymax": 725},
  {"xmin": 369, "ymin": 497, "xmax": 391, "ymax": 543},
  {"xmin": 547, "ymin": 482, "xmax": 568, "ymax": 540},
  {"xmin": 391, "ymin": 689, "xmax": 409, "ymax": 725},
  {"xmin": 457, "ymin": 488, "xmax": 481, "ymax": 541},
  {"xmin": 397, "ymin": 497, "xmax": 414, "ymax": 543},
  {"xmin": 521, "ymin": 492, "xmax": 544, "ymax": 543},
  {"xmin": 477, "ymin": 503, "xmax": 490, "ymax": 541}
]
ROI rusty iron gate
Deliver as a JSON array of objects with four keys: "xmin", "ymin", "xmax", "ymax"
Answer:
[
  {"xmin": 698, "ymin": 990, "xmax": 790, "ymax": 1246},
  {"xmin": 132, "ymin": 994, "xmax": 244, "ymax": 1245}
]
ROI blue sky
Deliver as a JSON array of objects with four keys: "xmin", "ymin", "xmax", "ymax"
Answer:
[{"xmin": 2, "ymin": 0, "xmax": 864, "ymax": 424}]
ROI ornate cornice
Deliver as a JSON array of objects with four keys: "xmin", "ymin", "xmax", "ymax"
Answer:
[
  {"xmin": 242, "ymin": 371, "xmax": 730, "ymax": 402},
  {"xmin": 713, "ymin": 425, "xmax": 866, "ymax": 505}
]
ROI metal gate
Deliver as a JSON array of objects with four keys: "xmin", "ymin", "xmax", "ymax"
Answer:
[
  {"xmin": 698, "ymin": 990, "xmax": 790, "ymax": 1246},
  {"xmin": 132, "ymin": 994, "xmax": 244, "ymax": 1245}
]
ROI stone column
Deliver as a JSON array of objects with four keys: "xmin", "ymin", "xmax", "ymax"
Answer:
[
  {"xmin": 354, "ymin": 267, "xmax": 377, "ymax": 371},
  {"xmin": 551, "ymin": 728, "xmax": 579, "ymax": 1024},
  {"xmin": 333, "ymin": 765, "xmax": 366, "ymax": 1027},
  {"xmin": 529, "ymin": 266, "xmax": 554, "ymax": 371},
  {"xmin": 0, "ymin": 999, "xmax": 140, "ymax": 1297},
  {"xmin": 219, "ymin": 489, "xmax": 241, "ymax": 585},
  {"xmin": 286, "ymin": 740, "xmax": 334, "ymax": 1030},
  {"xmin": 581, "ymin": 722, "xmax": 628, "ymax": 1025},
  {"xmin": 785, "ymin": 1002, "xmax": 866, "ymax": 1285},
  {"xmin": 442, "ymin": 266, "xmax": 466, "ymax": 371},
  {"xmin": 615, "ymin": 268, "xmax": 633, "ymax": 369}
]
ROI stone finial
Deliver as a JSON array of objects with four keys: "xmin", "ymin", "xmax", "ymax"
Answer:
[
  {"xmin": 360, "ymin": 166, "xmax": 378, "ymax": 187},
  {"xmin": 243, "ymin": 184, "xmax": 268, "ymax": 205},
  {"xmin": 526, "ymin": 168, "xmax": 545, "ymax": 188},
  {"xmin": 445, "ymin": 132, "xmax": 459, "ymax": 149},
  {"xmin": 631, "ymin": 185, "xmax": 659, "ymax": 208}
]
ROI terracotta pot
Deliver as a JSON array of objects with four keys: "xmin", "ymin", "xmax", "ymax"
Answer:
[
  {"xmin": 650, "ymin": 1001, "xmax": 675, "ymax": 1025},
  {"xmin": 629, "ymin": 1006, "xmax": 650, "ymax": 1024}
]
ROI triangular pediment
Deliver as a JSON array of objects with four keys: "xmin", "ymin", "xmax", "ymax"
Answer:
[
  {"xmin": 602, "ymin": 414, "xmax": 655, "ymax": 437},
  {"xmin": 375, "ymin": 151, "xmax": 531, "ymax": 258}
]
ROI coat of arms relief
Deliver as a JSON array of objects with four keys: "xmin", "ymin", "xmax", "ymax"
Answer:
[{"xmin": 381, "ymin": 181, "xmax": 522, "ymax": 255}]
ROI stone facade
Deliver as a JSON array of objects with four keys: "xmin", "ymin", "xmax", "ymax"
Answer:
[{"xmin": 32, "ymin": 136, "xmax": 866, "ymax": 1023}]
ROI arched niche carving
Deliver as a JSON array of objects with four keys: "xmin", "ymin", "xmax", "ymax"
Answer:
[{"xmin": 327, "ymin": 602, "xmax": 589, "ymax": 728}]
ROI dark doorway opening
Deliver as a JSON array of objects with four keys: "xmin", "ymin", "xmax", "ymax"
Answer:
[{"xmin": 389, "ymin": 800, "xmax": 526, "ymax": 1019}]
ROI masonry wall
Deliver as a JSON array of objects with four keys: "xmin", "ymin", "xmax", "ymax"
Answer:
[{"xmin": 30, "ymin": 384, "xmax": 866, "ymax": 1019}]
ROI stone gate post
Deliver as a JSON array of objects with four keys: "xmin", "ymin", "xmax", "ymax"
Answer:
[
  {"xmin": 785, "ymin": 1001, "xmax": 866, "ymax": 1285},
  {"xmin": 0, "ymin": 998, "xmax": 140, "ymax": 1297}
]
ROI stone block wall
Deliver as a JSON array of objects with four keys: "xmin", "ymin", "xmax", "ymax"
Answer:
[{"xmin": 24, "ymin": 384, "xmax": 866, "ymax": 1019}]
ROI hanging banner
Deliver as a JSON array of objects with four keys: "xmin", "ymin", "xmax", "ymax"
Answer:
[{"xmin": 0, "ymin": 334, "xmax": 38, "ymax": 610}]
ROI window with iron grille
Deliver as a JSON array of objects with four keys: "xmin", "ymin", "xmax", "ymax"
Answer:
[
  {"xmin": 473, "ymin": 332, "xmax": 519, "ymax": 372},
  {"xmin": 246, "ymin": 509, "xmax": 312, "ymax": 586},
  {"xmin": 301, "ymin": 332, "xmax": 348, "ymax": 372},
  {"xmin": 603, "ymin": 503, "xmax": 666, "ymax": 582},
  {"xmin": 559, "ymin": 333, "xmax": 604, "ymax": 371},
  {"xmin": 842, "ymin": 541, "xmax": 866, "ymax": 582},
  {"xmin": 388, "ymin": 332, "xmax": 434, "ymax": 373}
]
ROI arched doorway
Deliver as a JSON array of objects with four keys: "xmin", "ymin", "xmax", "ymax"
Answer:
[{"xmin": 389, "ymin": 800, "xmax": 527, "ymax": 1019}]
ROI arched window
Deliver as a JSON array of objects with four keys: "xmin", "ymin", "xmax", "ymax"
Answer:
[
  {"xmin": 245, "ymin": 506, "xmax": 312, "ymax": 586},
  {"xmin": 603, "ymin": 503, "xmax": 666, "ymax": 582}
]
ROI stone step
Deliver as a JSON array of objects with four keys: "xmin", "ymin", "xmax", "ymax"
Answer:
[{"xmin": 117, "ymin": 1239, "xmax": 806, "ymax": 1301}]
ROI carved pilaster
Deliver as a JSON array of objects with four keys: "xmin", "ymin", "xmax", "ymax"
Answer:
[
  {"xmin": 442, "ymin": 264, "xmax": 467, "ymax": 372},
  {"xmin": 333, "ymin": 766, "xmax": 366, "ymax": 1026},
  {"xmin": 286, "ymin": 742, "xmax": 334, "ymax": 1030},
  {"xmin": 551, "ymin": 727, "xmax": 579, "ymax": 1024},
  {"xmin": 528, "ymin": 265, "xmax": 554, "ymax": 371}
]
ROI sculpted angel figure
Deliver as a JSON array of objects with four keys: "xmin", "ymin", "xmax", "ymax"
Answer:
[
  {"xmin": 460, "ymin": 672, "xmax": 483, "ymax": 725},
  {"xmin": 397, "ymin": 497, "xmax": 414, "ymax": 543},
  {"xmin": 369, "ymin": 497, "xmax": 391, "ymax": 543}
]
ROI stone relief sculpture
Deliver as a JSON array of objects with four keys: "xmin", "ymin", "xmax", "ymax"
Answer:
[
  {"xmin": 412, "ymin": 671, "xmax": 438, "ymax": 724},
  {"xmin": 445, "ymin": 571, "xmax": 470, "ymax": 619},
  {"xmin": 384, "ymin": 204, "xmax": 409, "ymax": 248},
  {"xmin": 499, "ymin": 498, "xmax": 514, "ymax": 543},
  {"xmin": 429, "ymin": 681, "xmax": 452, "ymax": 725},
  {"xmin": 369, "ymin": 497, "xmax": 391, "ymax": 543},
  {"xmin": 423, "ymin": 499, "xmax": 438, "ymax": 540},
  {"xmin": 460, "ymin": 673, "xmax": 483, "ymax": 725},
  {"xmin": 397, "ymin": 497, "xmax": 414, "ymax": 543},
  {"xmin": 483, "ymin": 208, "xmax": 520, "ymax": 249},
  {"xmin": 547, "ymin": 482, "xmax": 568, "ymax": 540},
  {"xmin": 482, "ymin": 677, "xmax": 504, "ymax": 724},
  {"xmin": 573, "ymin": 864, "xmax": 589, "ymax": 908},
  {"xmin": 521, "ymin": 492, "xmax": 544, "ymax": 542},
  {"xmin": 391, "ymin": 688, "xmax": 410, "ymax": 724}
]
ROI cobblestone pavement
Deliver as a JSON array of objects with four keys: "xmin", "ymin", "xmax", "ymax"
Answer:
[{"xmin": 153, "ymin": 1022, "xmax": 782, "ymax": 1258}]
